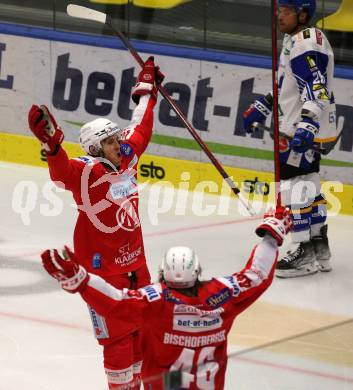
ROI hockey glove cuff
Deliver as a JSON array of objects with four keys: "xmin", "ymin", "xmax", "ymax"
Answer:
[
  {"xmin": 256, "ymin": 207, "xmax": 292, "ymax": 246},
  {"xmin": 291, "ymin": 117, "xmax": 319, "ymax": 153},
  {"xmin": 132, "ymin": 56, "xmax": 164, "ymax": 104},
  {"xmin": 243, "ymin": 93, "xmax": 273, "ymax": 133}
]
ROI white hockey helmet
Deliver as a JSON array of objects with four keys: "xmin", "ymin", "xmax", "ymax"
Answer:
[
  {"xmin": 160, "ymin": 246, "xmax": 201, "ymax": 288},
  {"xmin": 79, "ymin": 118, "xmax": 123, "ymax": 156}
]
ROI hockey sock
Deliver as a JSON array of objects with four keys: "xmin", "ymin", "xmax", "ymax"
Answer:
[
  {"xmin": 290, "ymin": 204, "xmax": 312, "ymax": 243},
  {"xmin": 310, "ymin": 194, "xmax": 327, "ymax": 237}
]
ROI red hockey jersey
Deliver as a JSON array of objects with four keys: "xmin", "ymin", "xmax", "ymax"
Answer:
[
  {"xmin": 47, "ymin": 95, "xmax": 156, "ymax": 278},
  {"xmin": 80, "ymin": 236, "xmax": 279, "ymax": 389}
]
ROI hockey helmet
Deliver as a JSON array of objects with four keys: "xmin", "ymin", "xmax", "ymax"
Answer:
[
  {"xmin": 79, "ymin": 118, "xmax": 123, "ymax": 156},
  {"xmin": 160, "ymin": 246, "xmax": 201, "ymax": 288},
  {"xmin": 278, "ymin": 0, "xmax": 316, "ymax": 19}
]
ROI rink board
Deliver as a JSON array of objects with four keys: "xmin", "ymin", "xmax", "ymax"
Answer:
[
  {"xmin": 1, "ymin": 131, "xmax": 352, "ymax": 216},
  {"xmin": 0, "ymin": 25, "xmax": 353, "ymax": 184}
]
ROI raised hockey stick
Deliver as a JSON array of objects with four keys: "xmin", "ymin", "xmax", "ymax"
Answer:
[
  {"xmin": 252, "ymin": 122, "xmax": 343, "ymax": 156},
  {"xmin": 67, "ymin": 4, "xmax": 255, "ymax": 215}
]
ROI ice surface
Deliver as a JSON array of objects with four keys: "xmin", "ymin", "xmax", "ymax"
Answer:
[{"xmin": 1, "ymin": 162, "xmax": 352, "ymax": 389}]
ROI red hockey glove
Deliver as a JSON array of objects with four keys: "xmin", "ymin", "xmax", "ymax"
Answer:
[
  {"xmin": 255, "ymin": 206, "xmax": 292, "ymax": 246},
  {"xmin": 28, "ymin": 105, "xmax": 64, "ymax": 155},
  {"xmin": 155, "ymin": 65, "xmax": 165, "ymax": 86},
  {"xmin": 131, "ymin": 56, "xmax": 164, "ymax": 104},
  {"xmin": 41, "ymin": 246, "xmax": 89, "ymax": 293}
]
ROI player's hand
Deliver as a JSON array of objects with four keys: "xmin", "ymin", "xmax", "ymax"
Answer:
[
  {"xmin": 132, "ymin": 56, "xmax": 164, "ymax": 104},
  {"xmin": 41, "ymin": 246, "xmax": 89, "ymax": 293},
  {"xmin": 255, "ymin": 206, "xmax": 292, "ymax": 246},
  {"xmin": 290, "ymin": 118, "xmax": 319, "ymax": 153},
  {"xmin": 28, "ymin": 105, "xmax": 64, "ymax": 155},
  {"xmin": 243, "ymin": 94, "xmax": 273, "ymax": 133}
]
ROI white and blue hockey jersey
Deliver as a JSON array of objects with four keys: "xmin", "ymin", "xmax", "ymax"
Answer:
[{"xmin": 278, "ymin": 27, "xmax": 337, "ymax": 147}]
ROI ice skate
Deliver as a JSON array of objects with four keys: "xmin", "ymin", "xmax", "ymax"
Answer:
[{"xmin": 276, "ymin": 241, "xmax": 319, "ymax": 278}]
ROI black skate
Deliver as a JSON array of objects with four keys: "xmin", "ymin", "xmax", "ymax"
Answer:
[
  {"xmin": 311, "ymin": 225, "xmax": 332, "ymax": 272},
  {"xmin": 276, "ymin": 241, "xmax": 318, "ymax": 278}
]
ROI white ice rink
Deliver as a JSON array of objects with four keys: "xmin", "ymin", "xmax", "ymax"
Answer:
[{"xmin": 1, "ymin": 161, "xmax": 353, "ymax": 390}]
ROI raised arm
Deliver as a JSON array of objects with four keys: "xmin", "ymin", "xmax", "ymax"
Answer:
[
  {"xmin": 217, "ymin": 208, "xmax": 292, "ymax": 312},
  {"xmin": 28, "ymin": 105, "xmax": 83, "ymax": 189},
  {"xmin": 40, "ymin": 246, "xmax": 150, "ymax": 318},
  {"xmin": 121, "ymin": 56, "xmax": 164, "ymax": 157}
]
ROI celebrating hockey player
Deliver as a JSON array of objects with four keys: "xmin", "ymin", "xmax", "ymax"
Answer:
[
  {"xmin": 40, "ymin": 207, "xmax": 292, "ymax": 389},
  {"xmin": 243, "ymin": 0, "xmax": 336, "ymax": 278},
  {"xmin": 28, "ymin": 56, "xmax": 163, "ymax": 389}
]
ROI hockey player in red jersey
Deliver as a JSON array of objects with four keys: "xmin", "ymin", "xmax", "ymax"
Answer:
[
  {"xmin": 41, "ymin": 207, "xmax": 292, "ymax": 389},
  {"xmin": 28, "ymin": 56, "xmax": 164, "ymax": 389}
]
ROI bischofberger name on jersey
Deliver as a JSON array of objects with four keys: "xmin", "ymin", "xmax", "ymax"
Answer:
[
  {"xmin": 114, "ymin": 246, "xmax": 142, "ymax": 266},
  {"xmin": 163, "ymin": 330, "xmax": 226, "ymax": 348}
]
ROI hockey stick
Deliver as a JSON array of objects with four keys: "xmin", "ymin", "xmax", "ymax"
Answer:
[
  {"xmin": 252, "ymin": 122, "xmax": 343, "ymax": 156},
  {"xmin": 67, "ymin": 4, "xmax": 255, "ymax": 215},
  {"xmin": 271, "ymin": 0, "xmax": 281, "ymax": 207}
]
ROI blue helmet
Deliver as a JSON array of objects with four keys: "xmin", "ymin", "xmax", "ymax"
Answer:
[{"xmin": 279, "ymin": 0, "xmax": 316, "ymax": 19}]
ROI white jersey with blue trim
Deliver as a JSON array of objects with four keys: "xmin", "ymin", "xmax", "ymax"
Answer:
[{"xmin": 278, "ymin": 27, "xmax": 337, "ymax": 145}]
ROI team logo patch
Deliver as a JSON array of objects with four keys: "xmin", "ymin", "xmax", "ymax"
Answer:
[
  {"xmin": 92, "ymin": 253, "xmax": 102, "ymax": 269},
  {"xmin": 120, "ymin": 143, "xmax": 133, "ymax": 157},
  {"xmin": 163, "ymin": 289, "xmax": 183, "ymax": 304},
  {"xmin": 303, "ymin": 29, "xmax": 311, "ymax": 39},
  {"xmin": 206, "ymin": 288, "xmax": 232, "ymax": 308},
  {"xmin": 306, "ymin": 55, "xmax": 317, "ymax": 70},
  {"xmin": 143, "ymin": 74, "xmax": 152, "ymax": 81}
]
